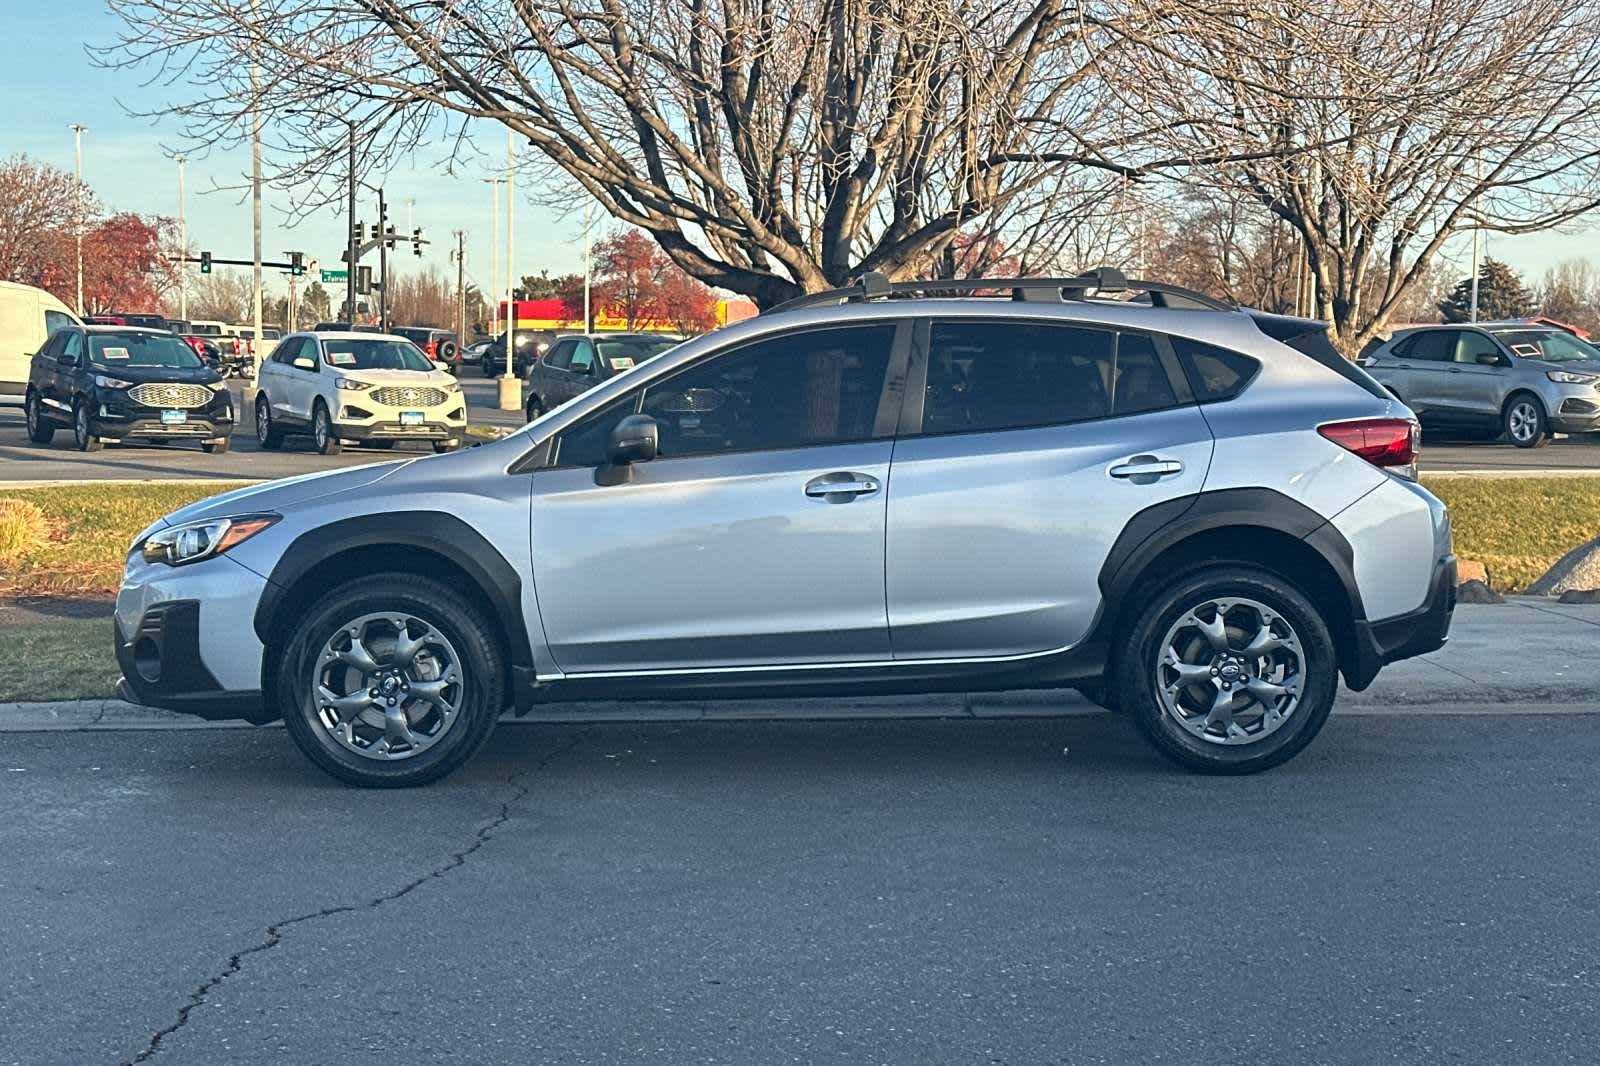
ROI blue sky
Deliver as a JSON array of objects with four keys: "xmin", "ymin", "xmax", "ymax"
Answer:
[{"xmin": 4, "ymin": 0, "xmax": 1597, "ymax": 304}]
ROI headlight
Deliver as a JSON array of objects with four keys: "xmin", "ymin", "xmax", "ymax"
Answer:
[
  {"xmin": 335, "ymin": 378, "xmax": 373, "ymax": 392},
  {"xmin": 208, "ymin": 380, "xmax": 230, "ymax": 392},
  {"xmin": 444, "ymin": 380, "xmax": 461, "ymax": 392},
  {"xmin": 1547, "ymin": 370, "xmax": 1600, "ymax": 384},
  {"xmin": 95, "ymin": 374, "xmax": 134, "ymax": 389},
  {"xmin": 139, "ymin": 513, "xmax": 279, "ymax": 567}
]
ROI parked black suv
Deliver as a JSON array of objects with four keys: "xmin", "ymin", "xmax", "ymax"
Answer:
[
  {"xmin": 24, "ymin": 326, "xmax": 235, "ymax": 453},
  {"xmin": 523, "ymin": 332, "xmax": 680, "ymax": 420}
]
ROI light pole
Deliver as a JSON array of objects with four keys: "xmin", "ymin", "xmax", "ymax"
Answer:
[
  {"xmin": 176, "ymin": 154, "xmax": 188, "ymax": 322},
  {"xmin": 583, "ymin": 201, "xmax": 593, "ymax": 332},
  {"xmin": 483, "ymin": 178, "xmax": 504, "ymax": 338},
  {"xmin": 69, "ymin": 124, "xmax": 86, "ymax": 315},
  {"xmin": 499, "ymin": 130, "xmax": 518, "ymax": 411}
]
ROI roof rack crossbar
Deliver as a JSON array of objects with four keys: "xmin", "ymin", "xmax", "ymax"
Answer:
[{"xmin": 766, "ymin": 268, "xmax": 1233, "ymax": 314}]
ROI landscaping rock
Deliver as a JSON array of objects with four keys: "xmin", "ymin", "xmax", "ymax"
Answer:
[
  {"xmin": 1457, "ymin": 559, "xmax": 1489, "ymax": 586},
  {"xmin": 1558, "ymin": 588, "xmax": 1600, "ymax": 604},
  {"xmin": 1455, "ymin": 579, "xmax": 1504, "ymax": 604},
  {"xmin": 1526, "ymin": 534, "xmax": 1600, "ymax": 597}
]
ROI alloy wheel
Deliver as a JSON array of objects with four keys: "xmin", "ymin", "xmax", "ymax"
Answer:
[
  {"xmin": 1155, "ymin": 597, "xmax": 1304, "ymax": 746},
  {"xmin": 75, "ymin": 405, "xmax": 90, "ymax": 446},
  {"xmin": 256, "ymin": 402, "xmax": 271, "ymax": 443},
  {"xmin": 1508, "ymin": 401, "xmax": 1539, "ymax": 444},
  {"xmin": 25, "ymin": 396, "xmax": 38, "ymax": 434},
  {"xmin": 310, "ymin": 612, "xmax": 464, "ymax": 761}
]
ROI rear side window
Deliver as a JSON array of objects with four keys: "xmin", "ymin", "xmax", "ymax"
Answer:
[
  {"xmin": 1110, "ymin": 333, "xmax": 1178, "ymax": 415},
  {"xmin": 1170, "ymin": 337, "xmax": 1260, "ymax": 403},
  {"xmin": 924, "ymin": 321, "xmax": 1118, "ymax": 434},
  {"xmin": 1406, "ymin": 331, "xmax": 1456, "ymax": 363}
]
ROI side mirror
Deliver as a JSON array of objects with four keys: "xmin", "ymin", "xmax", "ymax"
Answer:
[
  {"xmin": 58, "ymin": 352, "xmax": 78, "ymax": 367},
  {"xmin": 1476, "ymin": 352, "xmax": 1508, "ymax": 367},
  {"xmin": 293, "ymin": 356, "xmax": 317, "ymax": 371},
  {"xmin": 607, "ymin": 414, "xmax": 658, "ymax": 465}
]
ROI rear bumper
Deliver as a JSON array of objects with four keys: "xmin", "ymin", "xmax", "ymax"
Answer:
[{"xmin": 1344, "ymin": 554, "xmax": 1456, "ymax": 691}]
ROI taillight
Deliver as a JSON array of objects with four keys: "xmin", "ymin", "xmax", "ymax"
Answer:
[
  {"xmin": 1318, "ymin": 417, "xmax": 1419, "ymax": 476},
  {"xmin": 425, "ymin": 339, "xmax": 438, "ymax": 356}
]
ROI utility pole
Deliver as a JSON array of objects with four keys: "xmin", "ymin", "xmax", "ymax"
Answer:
[
  {"xmin": 69, "ymin": 124, "xmax": 86, "ymax": 315},
  {"xmin": 1468, "ymin": 226, "xmax": 1482, "ymax": 323},
  {"xmin": 499, "ymin": 130, "xmax": 518, "ymax": 410},
  {"xmin": 176, "ymin": 154, "xmax": 188, "ymax": 322},
  {"xmin": 377, "ymin": 186, "xmax": 390, "ymax": 332},
  {"xmin": 346, "ymin": 124, "xmax": 357, "ymax": 320},
  {"xmin": 453, "ymin": 230, "xmax": 466, "ymax": 341},
  {"xmin": 583, "ymin": 200, "xmax": 593, "ymax": 332},
  {"xmin": 249, "ymin": 0, "xmax": 264, "ymax": 382},
  {"xmin": 483, "ymin": 178, "xmax": 503, "ymax": 338}
]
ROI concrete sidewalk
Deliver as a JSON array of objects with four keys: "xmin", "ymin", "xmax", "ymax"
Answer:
[{"xmin": 1, "ymin": 599, "xmax": 1594, "ymax": 732}]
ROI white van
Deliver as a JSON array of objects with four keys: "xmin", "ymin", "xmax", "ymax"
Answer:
[{"xmin": 0, "ymin": 281, "xmax": 80, "ymax": 401}]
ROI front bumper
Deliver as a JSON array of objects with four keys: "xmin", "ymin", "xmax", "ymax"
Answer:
[
  {"xmin": 334, "ymin": 395, "xmax": 467, "ymax": 442},
  {"xmin": 114, "ymin": 555, "xmax": 273, "ymax": 723},
  {"xmin": 1345, "ymin": 554, "xmax": 1456, "ymax": 691},
  {"xmin": 1550, "ymin": 395, "xmax": 1600, "ymax": 434},
  {"xmin": 95, "ymin": 391, "xmax": 234, "ymax": 442}
]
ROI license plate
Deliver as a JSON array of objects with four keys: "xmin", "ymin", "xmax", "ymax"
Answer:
[
  {"xmin": 400, "ymin": 411, "xmax": 424, "ymax": 426},
  {"xmin": 161, "ymin": 410, "xmax": 187, "ymax": 425}
]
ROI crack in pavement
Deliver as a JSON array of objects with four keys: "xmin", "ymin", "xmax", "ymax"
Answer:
[{"xmin": 117, "ymin": 732, "xmax": 584, "ymax": 1065}]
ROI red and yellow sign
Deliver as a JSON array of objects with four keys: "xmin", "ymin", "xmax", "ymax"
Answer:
[{"xmin": 498, "ymin": 297, "xmax": 757, "ymax": 334}]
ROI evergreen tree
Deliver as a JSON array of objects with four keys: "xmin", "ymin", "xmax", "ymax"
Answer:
[{"xmin": 1439, "ymin": 257, "xmax": 1535, "ymax": 322}]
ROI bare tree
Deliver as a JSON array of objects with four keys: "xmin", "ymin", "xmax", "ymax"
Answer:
[
  {"xmin": 105, "ymin": 0, "xmax": 1310, "ymax": 308},
  {"xmin": 1101, "ymin": 1, "xmax": 1600, "ymax": 350},
  {"xmin": 186, "ymin": 272, "xmax": 254, "ymax": 322}
]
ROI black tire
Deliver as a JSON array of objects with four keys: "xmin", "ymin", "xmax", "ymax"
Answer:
[
  {"xmin": 24, "ymin": 390, "xmax": 54, "ymax": 444},
  {"xmin": 432, "ymin": 438, "xmax": 461, "ymax": 453},
  {"xmin": 1117, "ymin": 565, "xmax": 1338, "ymax": 775},
  {"xmin": 201, "ymin": 437, "xmax": 231, "ymax": 455},
  {"xmin": 255, "ymin": 395, "xmax": 285, "ymax": 450},
  {"xmin": 438, "ymin": 340, "xmax": 459, "ymax": 363},
  {"xmin": 525, "ymin": 395, "xmax": 544, "ymax": 423},
  {"xmin": 481, "ymin": 358, "xmax": 497, "ymax": 378},
  {"xmin": 1504, "ymin": 393, "xmax": 1549, "ymax": 448},
  {"xmin": 312, "ymin": 401, "xmax": 342, "ymax": 455},
  {"xmin": 277, "ymin": 574, "xmax": 505, "ymax": 787},
  {"xmin": 72, "ymin": 399, "xmax": 103, "ymax": 452}
]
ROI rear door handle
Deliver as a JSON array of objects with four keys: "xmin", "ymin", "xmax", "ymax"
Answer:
[
  {"xmin": 1108, "ymin": 456, "xmax": 1184, "ymax": 480},
  {"xmin": 805, "ymin": 472, "xmax": 880, "ymax": 500}
]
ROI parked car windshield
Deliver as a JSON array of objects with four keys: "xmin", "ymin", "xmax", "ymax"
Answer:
[
  {"xmin": 322, "ymin": 338, "xmax": 435, "ymax": 371},
  {"xmin": 596, "ymin": 336, "xmax": 678, "ymax": 370},
  {"xmin": 1488, "ymin": 329, "xmax": 1600, "ymax": 363},
  {"xmin": 88, "ymin": 331, "xmax": 204, "ymax": 369}
]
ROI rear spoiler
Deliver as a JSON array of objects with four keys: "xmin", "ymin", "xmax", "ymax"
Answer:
[{"xmin": 1246, "ymin": 311, "xmax": 1391, "ymax": 401}]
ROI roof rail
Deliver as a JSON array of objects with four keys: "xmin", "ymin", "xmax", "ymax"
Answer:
[{"xmin": 766, "ymin": 267, "xmax": 1235, "ymax": 315}]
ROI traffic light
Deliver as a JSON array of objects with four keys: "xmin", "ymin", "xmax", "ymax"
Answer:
[
  {"xmin": 355, "ymin": 222, "xmax": 368, "ymax": 243},
  {"xmin": 199, "ymin": 251, "xmax": 212, "ymax": 274},
  {"xmin": 289, "ymin": 251, "xmax": 304, "ymax": 277},
  {"xmin": 385, "ymin": 225, "xmax": 396, "ymax": 251},
  {"xmin": 412, "ymin": 228, "xmax": 423, "ymax": 257},
  {"xmin": 356, "ymin": 265, "xmax": 373, "ymax": 295}
]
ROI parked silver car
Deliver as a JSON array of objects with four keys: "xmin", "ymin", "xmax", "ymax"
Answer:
[
  {"xmin": 113, "ymin": 270, "xmax": 1454, "ymax": 787},
  {"xmin": 1362, "ymin": 322, "xmax": 1600, "ymax": 447}
]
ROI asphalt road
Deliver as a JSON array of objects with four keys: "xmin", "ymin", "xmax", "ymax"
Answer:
[
  {"xmin": 0, "ymin": 376, "xmax": 526, "ymax": 482},
  {"xmin": 3, "ymin": 712, "xmax": 1598, "ymax": 1065},
  {"xmin": 2, "ymin": 379, "xmax": 1598, "ymax": 481}
]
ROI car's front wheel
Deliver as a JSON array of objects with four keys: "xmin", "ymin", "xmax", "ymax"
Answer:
[
  {"xmin": 1117, "ymin": 566, "xmax": 1337, "ymax": 774},
  {"xmin": 24, "ymin": 390, "xmax": 54, "ymax": 444},
  {"xmin": 1504, "ymin": 393, "xmax": 1549, "ymax": 448},
  {"xmin": 311, "ymin": 402, "xmax": 342, "ymax": 455},
  {"xmin": 278, "ymin": 574, "xmax": 505, "ymax": 787},
  {"xmin": 73, "ymin": 399, "xmax": 103, "ymax": 452}
]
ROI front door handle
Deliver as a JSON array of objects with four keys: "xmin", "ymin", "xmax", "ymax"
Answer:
[
  {"xmin": 1108, "ymin": 456, "xmax": 1184, "ymax": 481},
  {"xmin": 805, "ymin": 472, "xmax": 880, "ymax": 501}
]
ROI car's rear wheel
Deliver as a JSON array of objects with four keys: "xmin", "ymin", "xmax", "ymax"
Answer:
[
  {"xmin": 73, "ymin": 399, "xmax": 103, "ymax": 452},
  {"xmin": 1504, "ymin": 393, "xmax": 1548, "ymax": 448},
  {"xmin": 255, "ymin": 396, "xmax": 285, "ymax": 449},
  {"xmin": 1117, "ymin": 566, "xmax": 1337, "ymax": 774},
  {"xmin": 24, "ymin": 390, "xmax": 54, "ymax": 444},
  {"xmin": 278, "ymin": 574, "xmax": 504, "ymax": 787},
  {"xmin": 525, "ymin": 395, "xmax": 544, "ymax": 423},
  {"xmin": 312, "ymin": 401, "xmax": 342, "ymax": 455}
]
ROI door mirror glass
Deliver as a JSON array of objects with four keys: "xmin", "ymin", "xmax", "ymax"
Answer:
[
  {"xmin": 1476, "ymin": 352, "xmax": 1508, "ymax": 367},
  {"xmin": 293, "ymin": 356, "xmax": 317, "ymax": 371},
  {"xmin": 57, "ymin": 352, "xmax": 78, "ymax": 367},
  {"xmin": 607, "ymin": 413, "xmax": 659, "ymax": 466}
]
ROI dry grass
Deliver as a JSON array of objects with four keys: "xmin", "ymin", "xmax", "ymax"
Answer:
[
  {"xmin": 1421, "ymin": 475, "xmax": 1600, "ymax": 592},
  {"xmin": 0, "ymin": 483, "xmax": 250, "ymax": 597},
  {"xmin": 0, "ymin": 498, "xmax": 50, "ymax": 560}
]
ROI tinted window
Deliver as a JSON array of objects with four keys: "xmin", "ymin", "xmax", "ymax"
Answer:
[
  {"xmin": 321, "ymin": 338, "xmax": 433, "ymax": 371},
  {"xmin": 272, "ymin": 336, "xmax": 303, "ymax": 364},
  {"xmin": 924, "ymin": 321, "xmax": 1115, "ymax": 434},
  {"xmin": 570, "ymin": 340, "xmax": 597, "ymax": 374},
  {"xmin": 37, "ymin": 331, "xmax": 66, "ymax": 359},
  {"xmin": 89, "ymin": 331, "xmax": 204, "ymax": 369},
  {"xmin": 1170, "ymin": 337, "xmax": 1260, "ymax": 403},
  {"xmin": 555, "ymin": 324, "xmax": 894, "ymax": 466},
  {"xmin": 60, "ymin": 332, "xmax": 86, "ymax": 363},
  {"xmin": 44, "ymin": 310, "xmax": 75, "ymax": 336},
  {"xmin": 544, "ymin": 340, "xmax": 575, "ymax": 370},
  {"xmin": 1406, "ymin": 330, "xmax": 1456, "ymax": 362},
  {"xmin": 1110, "ymin": 333, "xmax": 1178, "ymax": 415}
]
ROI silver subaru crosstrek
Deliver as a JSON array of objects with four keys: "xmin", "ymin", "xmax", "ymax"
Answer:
[
  {"xmin": 115, "ymin": 271, "xmax": 1455, "ymax": 787},
  {"xmin": 1361, "ymin": 321, "xmax": 1600, "ymax": 447}
]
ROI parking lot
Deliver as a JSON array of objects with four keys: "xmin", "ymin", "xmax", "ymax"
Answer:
[{"xmin": 2, "ymin": 378, "xmax": 1598, "ymax": 481}]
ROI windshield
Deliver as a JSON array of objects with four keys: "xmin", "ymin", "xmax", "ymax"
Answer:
[
  {"xmin": 596, "ymin": 336, "xmax": 678, "ymax": 370},
  {"xmin": 1489, "ymin": 329, "xmax": 1600, "ymax": 364},
  {"xmin": 322, "ymin": 338, "xmax": 435, "ymax": 371},
  {"xmin": 89, "ymin": 331, "xmax": 204, "ymax": 369}
]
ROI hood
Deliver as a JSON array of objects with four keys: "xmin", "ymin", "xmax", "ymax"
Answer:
[
  {"xmin": 150, "ymin": 460, "xmax": 410, "ymax": 532},
  {"xmin": 1527, "ymin": 356, "xmax": 1600, "ymax": 375},
  {"xmin": 335, "ymin": 367, "xmax": 455, "ymax": 386},
  {"xmin": 92, "ymin": 362, "xmax": 221, "ymax": 386}
]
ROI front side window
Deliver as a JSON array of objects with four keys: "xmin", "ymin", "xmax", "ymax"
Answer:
[
  {"xmin": 88, "ymin": 331, "xmax": 202, "ymax": 369},
  {"xmin": 569, "ymin": 341, "xmax": 597, "ymax": 374},
  {"xmin": 321, "ymin": 338, "xmax": 433, "ymax": 371},
  {"xmin": 544, "ymin": 340, "xmax": 575, "ymax": 370},
  {"xmin": 923, "ymin": 321, "xmax": 1116, "ymax": 434},
  {"xmin": 555, "ymin": 324, "xmax": 895, "ymax": 466},
  {"xmin": 272, "ymin": 336, "xmax": 304, "ymax": 364},
  {"xmin": 1455, "ymin": 331, "xmax": 1503, "ymax": 365}
]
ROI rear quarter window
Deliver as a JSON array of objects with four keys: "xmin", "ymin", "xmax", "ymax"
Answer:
[{"xmin": 1169, "ymin": 336, "xmax": 1260, "ymax": 403}]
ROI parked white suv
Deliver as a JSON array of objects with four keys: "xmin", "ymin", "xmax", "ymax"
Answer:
[{"xmin": 254, "ymin": 331, "xmax": 466, "ymax": 454}]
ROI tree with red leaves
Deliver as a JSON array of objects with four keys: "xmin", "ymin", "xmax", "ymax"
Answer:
[
  {"xmin": 82, "ymin": 213, "xmax": 178, "ymax": 315},
  {"xmin": 592, "ymin": 229, "xmax": 718, "ymax": 333}
]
